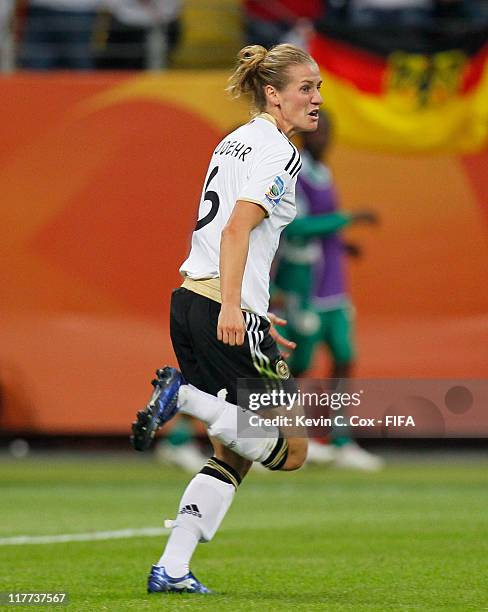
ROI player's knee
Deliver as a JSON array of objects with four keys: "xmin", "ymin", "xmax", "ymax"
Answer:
[
  {"xmin": 211, "ymin": 439, "xmax": 253, "ymax": 480},
  {"xmin": 280, "ymin": 457, "xmax": 305, "ymax": 471},
  {"xmin": 280, "ymin": 438, "xmax": 308, "ymax": 471}
]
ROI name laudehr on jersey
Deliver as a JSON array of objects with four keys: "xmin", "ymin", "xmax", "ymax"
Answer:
[{"xmin": 213, "ymin": 139, "xmax": 253, "ymax": 162}]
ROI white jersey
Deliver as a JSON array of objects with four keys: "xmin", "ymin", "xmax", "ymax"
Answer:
[{"xmin": 180, "ymin": 116, "xmax": 301, "ymax": 318}]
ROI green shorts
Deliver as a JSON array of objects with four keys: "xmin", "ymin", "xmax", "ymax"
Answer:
[{"xmin": 282, "ymin": 304, "xmax": 356, "ymax": 375}]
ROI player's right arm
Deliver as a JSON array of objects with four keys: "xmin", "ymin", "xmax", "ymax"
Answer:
[{"xmin": 217, "ymin": 200, "xmax": 266, "ymax": 346}]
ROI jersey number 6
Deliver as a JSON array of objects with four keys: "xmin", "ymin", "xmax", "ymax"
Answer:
[{"xmin": 195, "ymin": 166, "xmax": 219, "ymax": 231}]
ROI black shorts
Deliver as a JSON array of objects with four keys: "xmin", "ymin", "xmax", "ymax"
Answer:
[{"xmin": 170, "ymin": 287, "xmax": 292, "ymax": 406}]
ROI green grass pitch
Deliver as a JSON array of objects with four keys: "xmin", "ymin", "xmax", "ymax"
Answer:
[{"xmin": 0, "ymin": 454, "xmax": 487, "ymax": 611}]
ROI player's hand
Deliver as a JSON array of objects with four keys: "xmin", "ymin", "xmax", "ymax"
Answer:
[
  {"xmin": 268, "ymin": 312, "xmax": 296, "ymax": 359},
  {"xmin": 352, "ymin": 210, "xmax": 379, "ymax": 225},
  {"xmin": 217, "ymin": 304, "xmax": 246, "ymax": 346}
]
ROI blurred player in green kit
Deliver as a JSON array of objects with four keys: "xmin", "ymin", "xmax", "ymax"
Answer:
[{"xmin": 273, "ymin": 109, "xmax": 384, "ymax": 471}]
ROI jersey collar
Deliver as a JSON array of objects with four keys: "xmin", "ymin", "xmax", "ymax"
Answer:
[{"xmin": 256, "ymin": 112, "xmax": 278, "ymax": 127}]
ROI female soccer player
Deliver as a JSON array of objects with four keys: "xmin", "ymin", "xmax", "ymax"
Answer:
[{"xmin": 131, "ymin": 43, "xmax": 323, "ymax": 594}]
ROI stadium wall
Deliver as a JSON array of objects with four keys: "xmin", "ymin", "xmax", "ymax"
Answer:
[{"xmin": 0, "ymin": 72, "xmax": 487, "ymax": 434}]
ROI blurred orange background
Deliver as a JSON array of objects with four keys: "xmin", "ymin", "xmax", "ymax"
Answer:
[{"xmin": 1, "ymin": 72, "xmax": 487, "ymax": 433}]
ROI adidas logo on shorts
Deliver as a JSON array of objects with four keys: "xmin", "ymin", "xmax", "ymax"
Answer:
[{"xmin": 179, "ymin": 504, "xmax": 202, "ymax": 518}]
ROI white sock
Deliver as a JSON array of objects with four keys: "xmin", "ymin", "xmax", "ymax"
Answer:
[
  {"xmin": 208, "ymin": 405, "xmax": 281, "ymax": 463},
  {"xmin": 157, "ymin": 526, "xmax": 199, "ymax": 578},
  {"xmin": 178, "ymin": 385, "xmax": 286, "ymax": 465},
  {"xmin": 177, "ymin": 384, "xmax": 225, "ymax": 425},
  {"xmin": 157, "ymin": 473, "xmax": 235, "ymax": 577}
]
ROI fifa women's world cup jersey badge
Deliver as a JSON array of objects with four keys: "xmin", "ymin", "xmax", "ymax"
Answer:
[
  {"xmin": 265, "ymin": 175, "xmax": 286, "ymax": 207},
  {"xmin": 275, "ymin": 359, "xmax": 290, "ymax": 380}
]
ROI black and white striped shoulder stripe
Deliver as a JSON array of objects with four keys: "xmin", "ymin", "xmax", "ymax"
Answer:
[{"xmin": 283, "ymin": 138, "xmax": 302, "ymax": 179}]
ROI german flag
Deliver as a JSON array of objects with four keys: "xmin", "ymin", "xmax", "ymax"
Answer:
[{"xmin": 310, "ymin": 20, "xmax": 488, "ymax": 153}]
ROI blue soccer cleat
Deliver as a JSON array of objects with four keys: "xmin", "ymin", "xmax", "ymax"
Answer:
[
  {"xmin": 130, "ymin": 366, "xmax": 184, "ymax": 452},
  {"xmin": 147, "ymin": 565, "xmax": 211, "ymax": 594}
]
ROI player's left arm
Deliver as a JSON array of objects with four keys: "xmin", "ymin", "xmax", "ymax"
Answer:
[{"xmin": 218, "ymin": 200, "xmax": 266, "ymax": 346}]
